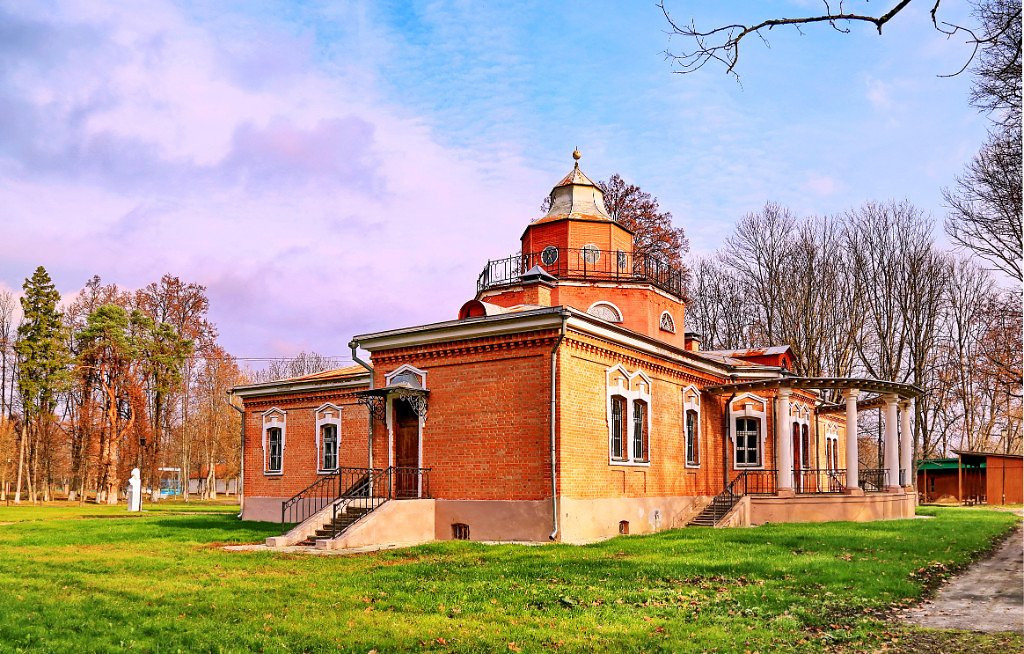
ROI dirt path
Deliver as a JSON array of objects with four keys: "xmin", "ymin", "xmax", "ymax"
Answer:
[{"xmin": 903, "ymin": 526, "xmax": 1023, "ymax": 633}]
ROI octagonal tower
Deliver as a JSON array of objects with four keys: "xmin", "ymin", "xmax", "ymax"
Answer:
[{"xmin": 471, "ymin": 151, "xmax": 689, "ymax": 348}]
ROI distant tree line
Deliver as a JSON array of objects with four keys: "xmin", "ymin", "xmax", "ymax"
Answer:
[
  {"xmin": 0, "ymin": 271, "xmax": 243, "ymax": 504},
  {"xmin": 687, "ymin": 201, "xmax": 1022, "ymax": 460}
]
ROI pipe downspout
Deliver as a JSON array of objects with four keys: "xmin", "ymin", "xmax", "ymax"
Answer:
[
  {"xmin": 724, "ymin": 389, "xmax": 736, "ymax": 492},
  {"xmin": 350, "ymin": 342, "xmax": 374, "ymax": 471},
  {"xmin": 226, "ymin": 396, "xmax": 244, "ymax": 519},
  {"xmin": 549, "ymin": 310, "xmax": 570, "ymax": 541}
]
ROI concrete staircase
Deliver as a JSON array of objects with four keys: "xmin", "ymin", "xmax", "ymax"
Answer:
[
  {"xmin": 687, "ymin": 493, "xmax": 739, "ymax": 527},
  {"xmin": 297, "ymin": 504, "xmax": 375, "ymax": 547}
]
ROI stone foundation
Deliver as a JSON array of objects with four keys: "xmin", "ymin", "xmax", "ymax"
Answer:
[
  {"xmin": 558, "ymin": 495, "xmax": 706, "ymax": 543},
  {"xmin": 748, "ymin": 491, "xmax": 916, "ymax": 525},
  {"xmin": 241, "ymin": 496, "xmax": 286, "ymax": 523}
]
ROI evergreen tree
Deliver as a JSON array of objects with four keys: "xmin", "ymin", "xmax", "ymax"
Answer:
[{"xmin": 14, "ymin": 266, "xmax": 70, "ymax": 501}]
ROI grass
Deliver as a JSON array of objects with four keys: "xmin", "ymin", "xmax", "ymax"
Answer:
[
  {"xmin": 0, "ymin": 499, "xmax": 240, "ymax": 523},
  {"xmin": 0, "ymin": 504, "xmax": 1019, "ymax": 653}
]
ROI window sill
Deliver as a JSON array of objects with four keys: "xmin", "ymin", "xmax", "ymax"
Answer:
[
  {"xmin": 317, "ymin": 469, "xmax": 338, "ymax": 475},
  {"xmin": 264, "ymin": 471, "xmax": 284, "ymax": 477},
  {"xmin": 685, "ymin": 463, "xmax": 700, "ymax": 469},
  {"xmin": 609, "ymin": 459, "xmax": 651, "ymax": 468},
  {"xmin": 734, "ymin": 464, "xmax": 764, "ymax": 470}
]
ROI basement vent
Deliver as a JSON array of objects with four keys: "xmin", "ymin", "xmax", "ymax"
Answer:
[
  {"xmin": 452, "ymin": 523, "xmax": 470, "ymax": 540},
  {"xmin": 618, "ymin": 520, "xmax": 630, "ymax": 535}
]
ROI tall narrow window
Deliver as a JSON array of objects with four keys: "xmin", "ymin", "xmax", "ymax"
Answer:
[
  {"xmin": 633, "ymin": 400, "xmax": 649, "ymax": 462},
  {"xmin": 801, "ymin": 425, "xmax": 810, "ymax": 467},
  {"xmin": 610, "ymin": 396, "xmax": 626, "ymax": 460},
  {"xmin": 320, "ymin": 423, "xmax": 338, "ymax": 471},
  {"xmin": 685, "ymin": 409, "xmax": 699, "ymax": 465},
  {"xmin": 735, "ymin": 417, "xmax": 760, "ymax": 466},
  {"xmin": 267, "ymin": 427, "xmax": 283, "ymax": 473}
]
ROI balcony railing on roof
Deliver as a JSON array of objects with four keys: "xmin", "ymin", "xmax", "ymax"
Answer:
[{"xmin": 476, "ymin": 247, "xmax": 687, "ymax": 299}]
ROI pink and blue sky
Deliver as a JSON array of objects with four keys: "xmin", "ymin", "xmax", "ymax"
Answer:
[{"xmin": 0, "ymin": 1, "xmax": 988, "ymax": 363}]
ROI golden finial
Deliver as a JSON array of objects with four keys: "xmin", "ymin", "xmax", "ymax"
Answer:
[{"xmin": 572, "ymin": 147, "xmax": 581, "ymax": 162}]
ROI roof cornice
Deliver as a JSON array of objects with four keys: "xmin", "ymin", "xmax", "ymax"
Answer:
[
  {"xmin": 350, "ymin": 307, "xmax": 570, "ymax": 352},
  {"xmin": 231, "ymin": 375, "xmax": 370, "ymax": 399}
]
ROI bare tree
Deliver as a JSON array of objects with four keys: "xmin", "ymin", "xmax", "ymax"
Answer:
[
  {"xmin": 660, "ymin": 0, "xmax": 1015, "ymax": 79},
  {"xmin": 0, "ymin": 290, "xmax": 15, "ymax": 419},
  {"xmin": 721, "ymin": 202, "xmax": 796, "ymax": 347},
  {"xmin": 250, "ymin": 351, "xmax": 345, "ymax": 383}
]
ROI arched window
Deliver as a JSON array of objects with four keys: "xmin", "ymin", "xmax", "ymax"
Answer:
[
  {"xmin": 633, "ymin": 399, "xmax": 649, "ymax": 462},
  {"xmin": 735, "ymin": 417, "xmax": 761, "ymax": 466},
  {"xmin": 610, "ymin": 395, "xmax": 626, "ymax": 460},
  {"xmin": 588, "ymin": 301, "xmax": 623, "ymax": 323},
  {"xmin": 659, "ymin": 311, "xmax": 676, "ymax": 333}
]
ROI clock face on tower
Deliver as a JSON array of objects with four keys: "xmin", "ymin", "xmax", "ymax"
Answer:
[{"xmin": 541, "ymin": 246, "xmax": 559, "ymax": 266}]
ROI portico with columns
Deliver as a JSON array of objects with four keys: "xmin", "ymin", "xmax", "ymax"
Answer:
[{"xmin": 704, "ymin": 376, "xmax": 921, "ymax": 525}]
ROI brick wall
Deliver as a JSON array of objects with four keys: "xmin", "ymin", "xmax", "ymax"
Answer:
[
  {"xmin": 242, "ymin": 388, "xmax": 370, "ymax": 499},
  {"xmin": 370, "ymin": 331, "xmax": 560, "ymax": 501}
]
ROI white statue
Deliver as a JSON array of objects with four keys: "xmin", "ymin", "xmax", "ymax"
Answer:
[{"xmin": 127, "ymin": 468, "xmax": 142, "ymax": 512}]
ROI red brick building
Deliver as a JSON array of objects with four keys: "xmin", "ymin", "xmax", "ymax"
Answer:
[{"xmin": 232, "ymin": 154, "xmax": 919, "ymax": 549}]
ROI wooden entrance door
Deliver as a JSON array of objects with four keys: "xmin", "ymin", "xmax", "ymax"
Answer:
[{"xmin": 394, "ymin": 400, "xmax": 420, "ymax": 498}]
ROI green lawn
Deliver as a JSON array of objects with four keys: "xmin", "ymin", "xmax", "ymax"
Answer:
[{"xmin": 0, "ymin": 505, "xmax": 1019, "ymax": 653}]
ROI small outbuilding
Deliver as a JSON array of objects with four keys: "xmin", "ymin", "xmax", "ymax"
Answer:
[{"xmin": 917, "ymin": 451, "xmax": 1023, "ymax": 505}]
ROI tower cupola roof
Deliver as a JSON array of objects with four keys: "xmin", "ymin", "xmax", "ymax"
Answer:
[{"xmin": 536, "ymin": 149, "xmax": 613, "ymax": 224}]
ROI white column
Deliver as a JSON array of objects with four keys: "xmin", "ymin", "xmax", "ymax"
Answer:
[
  {"xmin": 883, "ymin": 394, "xmax": 900, "ymax": 491},
  {"xmin": 777, "ymin": 389, "xmax": 793, "ymax": 492},
  {"xmin": 900, "ymin": 399, "xmax": 914, "ymax": 487},
  {"xmin": 844, "ymin": 389, "xmax": 860, "ymax": 491}
]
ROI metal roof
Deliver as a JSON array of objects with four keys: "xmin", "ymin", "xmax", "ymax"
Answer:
[{"xmin": 703, "ymin": 376, "xmax": 923, "ymax": 398}]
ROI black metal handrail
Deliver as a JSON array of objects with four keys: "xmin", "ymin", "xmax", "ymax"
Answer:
[
  {"xmin": 859, "ymin": 468, "xmax": 888, "ymax": 492},
  {"xmin": 476, "ymin": 248, "xmax": 687, "ymax": 299},
  {"xmin": 795, "ymin": 468, "xmax": 847, "ymax": 494},
  {"xmin": 281, "ymin": 466, "xmax": 377, "ymax": 525},
  {"xmin": 729, "ymin": 468, "xmax": 778, "ymax": 496},
  {"xmin": 281, "ymin": 466, "xmax": 434, "ymax": 525}
]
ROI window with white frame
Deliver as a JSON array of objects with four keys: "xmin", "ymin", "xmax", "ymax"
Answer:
[
  {"xmin": 606, "ymin": 365, "xmax": 652, "ymax": 465},
  {"xmin": 729, "ymin": 394, "xmax": 766, "ymax": 468},
  {"xmin": 267, "ymin": 428, "xmax": 283, "ymax": 473},
  {"xmin": 825, "ymin": 427, "xmax": 840, "ymax": 471},
  {"xmin": 683, "ymin": 386, "xmax": 700, "ymax": 467},
  {"xmin": 321, "ymin": 425, "xmax": 338, "ymax": 470},
  {"xmin": 588, "ymin": 301, "xmax": 623, "ymax": 323},
  {"xmin": 685, "ymin": 410, "xmax": 699, "ymax": 465},
  {"xmin": 262, "ymin": 409, "xmax": 286, "ymax": 474},
  {"xmin": 659, "ymin": 311, "xmax": 676, "ymax": 333},
  {"xmin": 734, "ymin": 417, "xmax": 761, "ymax": 466},
  {"xmin": 610, "ymin": 395, "xmax": 627, "ymax": 460},
  {"xmin": 386, "ymin": 364, "xmax": 427, "ymax": 389},
  {"xmin": 315, "ymin": 403, "xmax": 342, "ymax": 473},
  {"xmin": 633, "ymin": 399, "xmax": 649, "ymax": 462}
]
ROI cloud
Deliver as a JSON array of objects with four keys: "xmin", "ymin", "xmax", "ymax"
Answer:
[
  {"xmin": 865, "ymin": 77, "xmax": 893, "ymax": 110},
  {"xmin": 803, "ymin": 174, "xmax": 840, "ymax": 197},
  {"xmin": 0, "ymin": 1, "xmax": 543, "ymax": 358}
]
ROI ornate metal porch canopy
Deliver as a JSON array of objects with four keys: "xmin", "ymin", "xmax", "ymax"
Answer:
[
  {"xmin": 702, "ymin": 376, "xmax": 923, "ymax": 409},
  {"xmin": 355, "ymin": 386, "xmax": 429, "ymax": 422}
]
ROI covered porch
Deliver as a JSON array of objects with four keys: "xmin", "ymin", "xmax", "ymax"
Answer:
[{"xmin": 692, "ymin": 377, "xmax": 922, "ymax": 526}]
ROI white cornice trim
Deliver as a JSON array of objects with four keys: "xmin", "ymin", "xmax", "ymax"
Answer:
[
  {"xmin": 231, "ymin": 376, "xmax": 370, "ymax": 399},
  {"xmin": 351, "ymin": 308, "xmax": 569, "ymax": 352}
]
